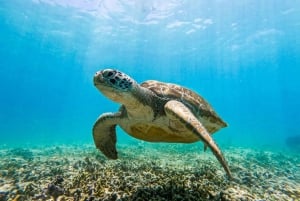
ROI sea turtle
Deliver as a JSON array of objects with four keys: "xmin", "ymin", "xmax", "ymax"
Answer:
[{"xmin": 93, "ymin": 69, "xmax": 232, "ymax": 178}]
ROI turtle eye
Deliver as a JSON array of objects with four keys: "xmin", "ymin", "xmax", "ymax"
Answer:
[
  {"xmin": 107, "ymin": 72, "xmax": 113, "ymax": 77},
  {"xmin": 102, "ymin": 70, "xmax": 116, "ymax": 78}
]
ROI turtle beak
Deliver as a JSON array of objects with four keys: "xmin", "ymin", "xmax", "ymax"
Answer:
[{"xmin": 94, "ymin": 71, "xmax": 104, "ymax": 86}]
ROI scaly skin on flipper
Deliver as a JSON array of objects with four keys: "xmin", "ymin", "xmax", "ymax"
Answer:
[
  {"xmin": 93, "ymin": 112, "xmax": 120, "ymax": 159},
  {"xmin": 93, "ymin": 69, "xmax": 232, "ymax": 179},
  {"xmin": 164, "ymin": 100, "xmax": 232, "ymax": 178}
]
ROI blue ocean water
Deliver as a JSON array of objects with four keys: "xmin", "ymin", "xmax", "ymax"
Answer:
[{"xmin": 0, "ymin": 0, "xmax": 299, "ymax": 150}]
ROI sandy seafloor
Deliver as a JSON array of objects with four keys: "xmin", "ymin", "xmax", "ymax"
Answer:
[{"xmin": 0, "ymin": 143, "xmax": 299, "ymax": 201}]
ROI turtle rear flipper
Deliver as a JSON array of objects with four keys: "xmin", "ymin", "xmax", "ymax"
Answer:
[
  {"xmin": 164, "ymin": 100, "xmax": 232, "ymax": 179},
  {"xmin": 93, "ymin": 112, "xmax": 120, "ymax": 159}
]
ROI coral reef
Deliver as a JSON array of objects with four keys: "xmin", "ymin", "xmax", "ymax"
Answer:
[{"xmin": 0, "ymin": 144, "xmax": 299, "ymax": 201}]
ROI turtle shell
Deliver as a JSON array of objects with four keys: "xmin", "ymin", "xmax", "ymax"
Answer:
[{"xmin": 141, "ymin": 80, "xmax": 227, "ymax": 134}]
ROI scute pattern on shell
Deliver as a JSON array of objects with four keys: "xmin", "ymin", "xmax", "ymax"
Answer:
[{"xmin": 141, "ymin": 80, "xmax": 227, "ymax": 131}]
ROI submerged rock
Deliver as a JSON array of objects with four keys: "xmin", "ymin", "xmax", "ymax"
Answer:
[
  {"xmin": 46, "ymin": 183, "xmax": 64, "ymax": 200},
  {"xmin": 285, "ymin": 135, "xmax": 300, "ymax": 152}
]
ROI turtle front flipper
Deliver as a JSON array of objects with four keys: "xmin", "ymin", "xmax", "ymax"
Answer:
[
  {"xmin": 164, "ymin": 100, "xmax": 232, "ymax": 179},
  {"xmin": 93, "ymin": 112, "xmax": 121, "ymax": 159}
]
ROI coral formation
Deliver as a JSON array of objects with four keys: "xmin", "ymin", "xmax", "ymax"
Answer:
[{"xmin": 0, "ymin": 144, "xmax": 299, "ymax": 200}]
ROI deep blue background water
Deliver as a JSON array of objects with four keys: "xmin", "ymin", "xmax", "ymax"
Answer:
[{"xmin": 0, "ymin": 0, "xmax": 299, "ymax": 149}]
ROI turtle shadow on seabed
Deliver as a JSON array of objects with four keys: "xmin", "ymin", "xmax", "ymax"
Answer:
[{"xmin": 285, "ymin": 135, "xmax": 300, "ymax": 152}]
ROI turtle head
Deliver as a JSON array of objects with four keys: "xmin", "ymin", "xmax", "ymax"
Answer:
[{"xmin": 94, "ymin": 69, "xmax": 137, "ymax": 103}]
